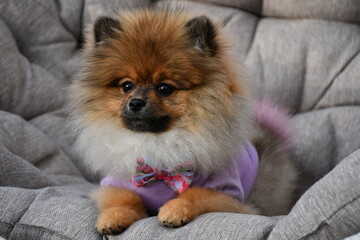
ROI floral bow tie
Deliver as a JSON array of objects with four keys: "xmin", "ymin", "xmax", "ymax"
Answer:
[{"xmin": 131, "ymin": 158, "xmax": 193, "ymax": 194}]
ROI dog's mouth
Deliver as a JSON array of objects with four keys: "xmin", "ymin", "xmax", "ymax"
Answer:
[{"xmin": 122, "ymin": 116, "xmax": 171, "ymax": 133}]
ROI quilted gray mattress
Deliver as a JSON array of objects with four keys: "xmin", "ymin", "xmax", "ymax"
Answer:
[{"xmin": 1, "ymin": 0, "xmax": 360, "ymax": 239}]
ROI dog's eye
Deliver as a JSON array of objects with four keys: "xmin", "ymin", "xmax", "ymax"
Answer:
[
  {"xmin": 121, "ymin": 81, "xmax": 134, "ymax": 94},
  {"xmin": 157, "ymin": 83, "xmax": 175, "ymax": 97}
]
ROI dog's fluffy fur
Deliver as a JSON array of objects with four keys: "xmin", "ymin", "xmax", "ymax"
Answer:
[{"xmin": 69, "ymin": 8, "xmax": 298, "ymax": 235}]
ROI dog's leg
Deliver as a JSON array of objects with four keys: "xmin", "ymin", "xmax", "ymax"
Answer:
[
  {"xmin": 92, "ymin": 187, "xmax": 148, "ymax": 235},
  {"xmin": 158, "ymin": 187, "xmax": 257, "ymax": 227}
]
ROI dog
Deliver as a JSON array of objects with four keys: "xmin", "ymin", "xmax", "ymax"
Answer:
[{"xmin": 69, "ymin": 8, "xmax": 298, "ymax": 235}]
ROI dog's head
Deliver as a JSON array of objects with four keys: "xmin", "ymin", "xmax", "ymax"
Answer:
[{"xmin": 69, "ymin": 9, "xmax": 252, "ymax": 176}]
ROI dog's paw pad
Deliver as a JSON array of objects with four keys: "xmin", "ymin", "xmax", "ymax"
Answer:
[
  {"xmin": 96, "ymin": 207, "xmax": 137, "ymax": 235},
  {"xmin": 158, "ymin": 199, "xmax": 196, "ymax": 228}
]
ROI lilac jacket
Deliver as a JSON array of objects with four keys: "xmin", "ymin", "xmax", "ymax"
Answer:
[{"xmin": 101, "ymin": 143, "xmax": 259, "ymax": 215}]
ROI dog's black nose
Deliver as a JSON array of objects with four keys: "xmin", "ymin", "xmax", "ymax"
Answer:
[{"xmin": 129, "ymin": 98, "xmax": 146, "ymax": 112}]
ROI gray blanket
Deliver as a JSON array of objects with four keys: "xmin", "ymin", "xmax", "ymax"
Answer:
[{"xmin": 1, "ymin": 0, "xmax": 360, "ymax": 239}]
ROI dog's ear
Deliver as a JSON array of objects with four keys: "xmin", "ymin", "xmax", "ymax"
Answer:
[
  {"xmin": 186, "ymin": 16, "xmax": 217, "ymax": 56},
  {"xmin": 94, "ymin": 16, "xmax": 122, "ymax": 45}
]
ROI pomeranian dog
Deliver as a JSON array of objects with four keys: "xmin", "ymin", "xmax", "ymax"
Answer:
[{"xmin": 69, "ymin": 8, "xmax": 298, "ymax": 235}]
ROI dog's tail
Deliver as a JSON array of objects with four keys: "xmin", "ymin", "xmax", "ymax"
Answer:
[
  {"xmin": 254, "ymin": 99, "xmax": 292, "ymax": 149},
  {"xmin": 249, "ymin": 100, "xmax": 299, "ymax": 216}
]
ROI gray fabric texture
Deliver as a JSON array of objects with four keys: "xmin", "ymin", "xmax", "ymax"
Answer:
[
  {"xmin": 191, "ymin": 0, "xmax": 360, "ymax": 23},
  {"xmin": 0, "ymin": 0, "xmax": 359, "ymax": 239}
]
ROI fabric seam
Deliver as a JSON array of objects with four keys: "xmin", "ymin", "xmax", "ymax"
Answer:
[
  {"xmin": 9, "ymin": 222, "xmax": 73, "ymax": 240},
  {"xmin": 298, "ymin": 195, "xmax": 360, "ymax": 240}
]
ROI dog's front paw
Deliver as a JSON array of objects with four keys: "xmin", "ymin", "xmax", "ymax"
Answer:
[
  {"xmin": 96, "ymin": 207, "xmax": 140, "ymax": 235},
  {"xmin": 158, "ymin": 198, "xmax": 196, "ymax": 228}
]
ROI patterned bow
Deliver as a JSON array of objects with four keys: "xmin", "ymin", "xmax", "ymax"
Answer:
[{"xmin": 131, "ymin": 158, "xmax": 193, "ymax": 194}]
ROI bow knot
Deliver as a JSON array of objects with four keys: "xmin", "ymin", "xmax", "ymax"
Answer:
[{"xmin": 131, "ymin": 159, "xmax": 193, "ymax": 193}]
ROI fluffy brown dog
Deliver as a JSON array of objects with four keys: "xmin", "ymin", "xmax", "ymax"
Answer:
[{"xmin": 69, "ymin": 8, "xmax": 298, "ymax": 235}]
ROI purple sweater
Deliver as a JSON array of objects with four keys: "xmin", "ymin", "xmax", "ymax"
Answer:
[{"xmin": 101, "ymin": 143, "xmax": 259, "ymax": 215}]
